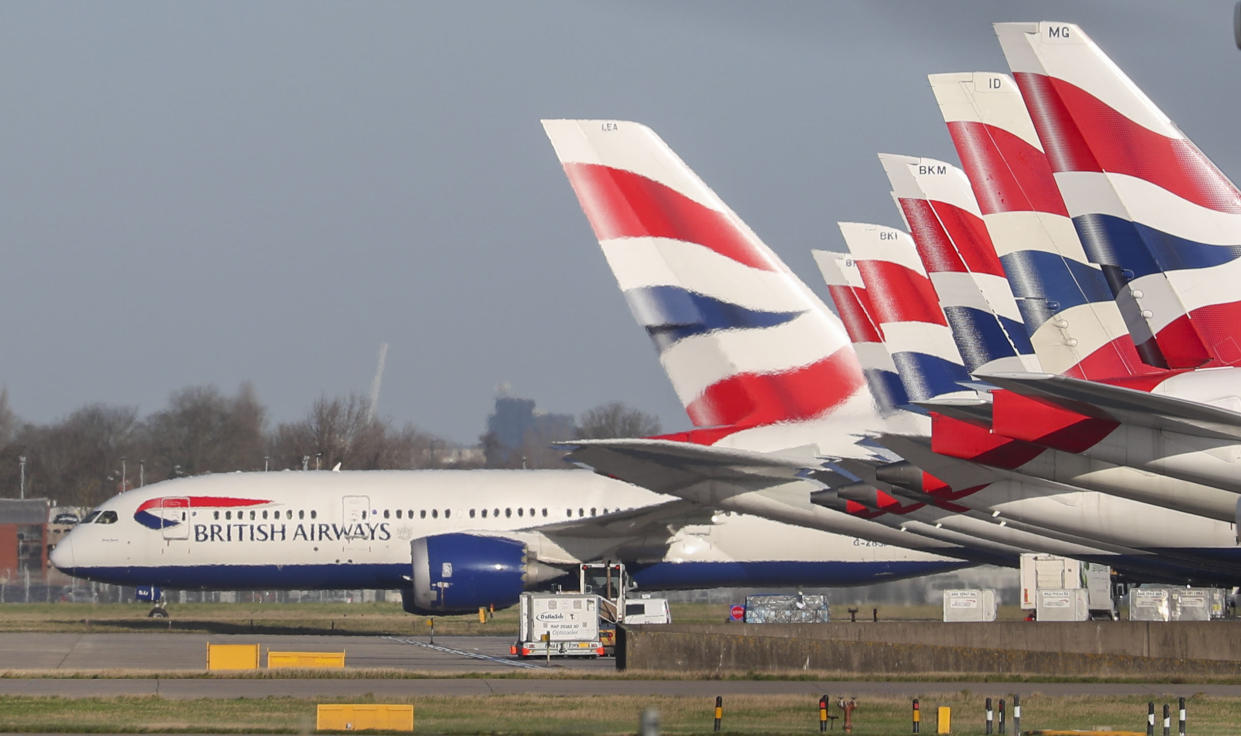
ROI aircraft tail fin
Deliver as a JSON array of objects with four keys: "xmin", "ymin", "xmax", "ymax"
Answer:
[
  {"xmin": 928, "ymin": 70, "xmax": 1156, "ymax": 379},
  {"xmin": 814, "ymin": 250, "xmax": 909, "ymax": 414},
  {"xmin": 879, "ymin": 153, "xmax": 1039, "ymax": 375},
  {"xmin": 837, "ymin": 223, "xmax": 971, "ymax": 403},
  {"xmin": 997, "ymin": 22, "xmax": 1236, "ymax": 368},
  {"xmin": 543, "ymin": 119, "xmax": 867, "ymax": 432}
]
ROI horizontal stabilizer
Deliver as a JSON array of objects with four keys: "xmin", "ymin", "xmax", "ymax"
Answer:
[
  {"xmin": 980, "ymin": 372, "xmax": 1241, "ymax": 441},
  {"xmin": 915, "ymin": 397, "xmax": 994, "ymax": 426}
]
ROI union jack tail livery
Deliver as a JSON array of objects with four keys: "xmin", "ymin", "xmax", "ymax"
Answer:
[
  {"xmin": 542, "ymin": 120, "xmax": 868, "ymax": 440},
  {"xmin": 996, "ymin": 22, "xmax": 1241, "ymax": 368},
  {"xmin": 837, "ymin": 223, "xmax": 971, "ymax": 403},
  {"xmin": 878, "ymin": 153, "xmax": 1039, "ymax": 375},
  {"xmin": 928, "ymin": 71, "xmax": 1154, "ymax": 380},
  {"xmin": 813, "ymin": 250, "xmax": 909, "ymax": 414}
]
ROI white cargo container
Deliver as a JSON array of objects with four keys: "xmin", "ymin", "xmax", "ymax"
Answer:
[
  {"xmin": 1020, "ymin": 553, "xmax": 1115, "ymax": 618},
  {"xmin": 1129, "ymin": 586, "xmax": 1224, "ymax": 621},
  {"xmin": 942, "ymin": 589, "xmax": 997, "ymax": 622},
  {"xmin": 1129, "ymin": 588, "xmax": 1172, "ymax": 621},
  {"xmin": 1036, "ymin": 588, "xmax": 1090, "ymax": 621},
  {"xmin": 512, "ymin": 592, "xmax": 605, "ymax": 658}
]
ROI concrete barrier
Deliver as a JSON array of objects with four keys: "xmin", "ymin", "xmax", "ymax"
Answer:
[
  {"xmin": 619, "ymin": 622, "xmax": 1241, "ymax": 676},
  {"xmin": 316, "ymin": 704, "xmax": 412, "ymax": 732}
]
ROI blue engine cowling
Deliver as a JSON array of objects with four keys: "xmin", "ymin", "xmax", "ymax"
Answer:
[{"xmin": 403, "ymin": 533, "xmax": 566, "ymax": 615}]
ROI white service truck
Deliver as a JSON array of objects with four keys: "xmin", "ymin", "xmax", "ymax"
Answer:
[
  {"xmin": 511, "ymin": 562, "xmax": 670, "ymax": 658},
  {"xmin": 513, "ymin": 592, "xmax": 606, "ymax": 658}
]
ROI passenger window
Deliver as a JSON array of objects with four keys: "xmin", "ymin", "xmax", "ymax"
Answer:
[
  {"xmin": 420, "ymin": 510, "xmax": 426, "ymax": 519},
  {"xmin": 590, "ymin": 507, "xmax": 596, "ymax": 516},
  {"xmin": 249, "ymin": 510, "xmax": 256, "ymax": 520},
  {"xmin": 431, "ymin": 509, "xmax": 438, "ymax": 519},
  {"xmin": 493, "ymin": 508, "xmax": 499, "ymax": 518},
  {"xmin": 262, "ymin": 510, "xmax": 268, "ymax": 520},
  {"xmin": 481, "ymin": 508, "xmax": 488, "ymax": 518},
  {"xmin": 517, "ymin": 508, "xmax": 524, "ymax": 517},
  {"xmin": 445, "ymin": 509, "xmax": 451, "ymax": 519},
  {"xmin": 213, "ymin": 511, "xmax": 220, "ymax": 521},
  {"xmin": 383, "ymin": 509, "xmax": 390, "ymax": 519},
  {"xmin": 311, "ymin": 510, "xmax": 317, "ymax": 519},
  {"xmin": 505, "ymin": 508, "xmax": 512, "ymax": 518},
  {"xmin": 469, "ymin": 509, "xmax": 475, "ymax": 519},
  {"xmin": 298, "ymin": 510, "xmax": 305, "ymax": 520},
  {"xmin": 286, "ymin": 510, "xmax": 293, "ymax": 519},
  {"xmin": 529, "ymin": 508, "xmax": 535, "ymax": 517},
  {"xmin": 225, "ymin": 511, "xmax": 232, "ymax": 520},
  {"xmin": 396, "ymin": 509, "xmax": 402, "ymax": 519},
  {"xmin": 578, "ymin": 508, "xmax": 584, "ymax": 517},
  {"xmin": 542, "ymin": 508, "xmax": 547, "ymax": 517}
]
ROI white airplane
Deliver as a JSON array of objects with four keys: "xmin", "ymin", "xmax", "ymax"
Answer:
[{"xmin": 51, "ymin": 467, "xmax": 970, "ymax": 615}]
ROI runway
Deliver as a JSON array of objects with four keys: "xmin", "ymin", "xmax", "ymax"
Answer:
[
  {"xmin": 0, "ymin": 633, "xmax": 1224, "ymax": 699},
  {"xmin": 0, "ymin": 632, "xmax": 612, "ymax": 674}
]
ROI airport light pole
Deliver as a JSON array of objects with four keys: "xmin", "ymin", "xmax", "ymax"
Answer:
[
  {"xmin": 120, "ymin": 457, "xmax": 126, "ymax": 492},
  {"xmin": 139, "ymin": 459, "xmax": 144, "ymax": 488},
  {"xmin": 18, "ymin": 455, "xmax": 25, "ymax": 500},
  {"xmin": 264, "ymin": 455, "xmax": 270, "ymax": 472}
]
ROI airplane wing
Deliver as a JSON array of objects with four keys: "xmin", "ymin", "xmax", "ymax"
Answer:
[
  {"xmin": 527, "ymin": 496, "xmax": 714, "ymax": 539},
  {"xmin": 557, "ymin": 438, "xmax": 849, "ymax": 494},
  {"xmin": 980, "ymin": 372, "xmax": 1241, "ymax": 442}
]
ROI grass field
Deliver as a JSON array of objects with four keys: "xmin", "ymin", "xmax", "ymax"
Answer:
[
  {"xmin": 0, "ymin": 600, "xmax": 1027, "ymax": 636},
  {"xmin": 1, "ymin": 601, "xmax": 1230, "ymax": 733},
  {"xmin": 0, "ymin": 693, "xmax": 1234, "ymax": 734}
]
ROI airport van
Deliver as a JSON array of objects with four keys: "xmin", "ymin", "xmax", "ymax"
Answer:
[{"xmin": 623, "ymin": 596, "xmax": 671, "ymax": 625}]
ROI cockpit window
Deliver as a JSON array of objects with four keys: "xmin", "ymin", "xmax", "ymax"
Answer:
[
  {"xmin": 82, "ymin": 510, "xmax": 102, "ymax": 524},
  {"xmin": 96, "ymin": 510, "xmax": 118, "ymax": 525}
]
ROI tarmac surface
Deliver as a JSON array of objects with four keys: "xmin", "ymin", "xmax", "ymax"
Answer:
[{"xmin": 0, "ymin": 633, "xmax": 1233, "ymax": 699}]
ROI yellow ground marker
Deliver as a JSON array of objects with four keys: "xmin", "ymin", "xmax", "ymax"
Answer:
[
  {"xmin": 206, "ymin": 643, "xmax": 259, "ymax": 671},
  {"xmin": 316, "ymin": 704, "xmax": 413, "ymax": 732},
  {"xmin": 267, "ymin": 650, "xmax": 346, "ymax": 669}
]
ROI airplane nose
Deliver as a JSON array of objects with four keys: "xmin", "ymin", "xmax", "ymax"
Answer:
[{"xmin": 50, "ymin": 533, "xmax": 74, "ymax": 572}]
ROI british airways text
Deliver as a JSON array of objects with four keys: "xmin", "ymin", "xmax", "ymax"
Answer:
[{"xmin": 192, "ymin": 522, "xmax": 391, "ymax": 543}]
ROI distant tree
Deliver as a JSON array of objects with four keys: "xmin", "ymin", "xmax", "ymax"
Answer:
[
  {"xmin": 20, "ymin": 404, "xmax": 139, "ymax": 507},
  {"xmin": 576, "ymin": 402, "xmax": 661, "ymax": 439},
  {"xmin": 143, "ymin": 383, "xmax": 268, "ymax": 479},
  {"xmin": 270, "ymin": 393, "xmax": 446, "ymax": 470}
]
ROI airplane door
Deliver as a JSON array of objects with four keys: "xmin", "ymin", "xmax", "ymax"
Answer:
[
  {"xmin": 161, "ymin": 497, "xmax": 190, "ymax": 540},
  {"xmin": 341, "ymin": 495, "xmax": 371, "ymax": 559},
  {"xmin": 343, "ymin": 495, "xmax": 370, "ymax": 530}
]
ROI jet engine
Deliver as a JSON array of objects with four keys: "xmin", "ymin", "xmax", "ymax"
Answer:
[{"xmin": 402, "ymin": 533, "xmax": 568, "ymax": 615}]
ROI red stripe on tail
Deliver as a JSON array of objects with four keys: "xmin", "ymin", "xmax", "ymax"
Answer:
[
  {"xmin": 685, "ymin": 348, "xmax": 865, "ymax": 428},
  {"xmin": 562, "ymin": 162, "xmax": 781, "ymax": 271},
  {"xmin": 947, "ymin": 120, "xmax": 1069, "ymax": 217},
  {"xmin": 1015, "ymin": 74, "xmax": 1241, "ymax": 214}
]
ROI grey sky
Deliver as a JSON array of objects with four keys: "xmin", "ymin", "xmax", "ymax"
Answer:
[{"xmin": 0, "ymin": 1, "xmax": 1235, "ymax": 444}]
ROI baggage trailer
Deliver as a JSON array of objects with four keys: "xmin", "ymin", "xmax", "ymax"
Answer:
[{"xmin": 512, "ymin": 592, "xmax": 605, "ymax": 658}]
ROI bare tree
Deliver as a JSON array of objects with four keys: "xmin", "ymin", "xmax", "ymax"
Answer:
[
  {"xmin": 577, "ymin": 402, "xmax": 662, "ymax": 439},
  {"xmin": 143, "ymin": 383, "xmax": 268, "ymax": 479},
  {"xmin": 270, "ymin": 393, "xmax": 446, "ymax": 470},
  {"xmin": 19, "ymin": 404, "xmax": 139, "ymax": 507}
]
